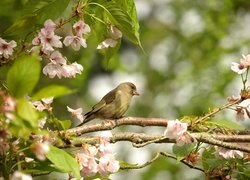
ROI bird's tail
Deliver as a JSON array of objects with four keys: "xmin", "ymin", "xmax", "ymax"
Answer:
[{"xmin": 76, "ymin": 114, "xmax": 93, "ymax": 127}]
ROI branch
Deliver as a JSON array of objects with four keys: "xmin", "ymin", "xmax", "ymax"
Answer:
[
  {"xmin": 63, "ymin": 117, "xmax": 168, "ymax": 135},
  {"xmin": 120, "ymin": 152, "xmax": 204, "ymax": 172},
  {"xmin": 58, "ymin": 132, "xmax": 250, "ymax": 153},
  {"xmin": 195, "ymin": 99, "xmax": 242, "ymax": 124}
]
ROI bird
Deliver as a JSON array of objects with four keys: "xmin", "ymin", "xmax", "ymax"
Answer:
[{"xmin": 77, "ymin": 82, "xmax": 139, "ymax": 126}]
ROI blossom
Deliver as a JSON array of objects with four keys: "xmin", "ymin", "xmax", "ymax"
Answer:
[
  {"xmin": 164, "ymin": 120, "xmax": 188, "ymax": 139},
  {"xmin": 61, "ymin": 62, "xmax": 83, "ymax": 78},
  {"xmin": 43, "ymin": 63, "xmax": 63, "ymax": 78},
  {"xmin": 31, "ymin": 19, "xmax": 62, "ymax": 54},
  {"xmin": 49, "ymin": 51, "xmax": 66, "ymax": 65},
  {"xmin": 31, "ymin": 142, "xmax": 50, "ymax": 161},
  {"xmin": 11, "ymin": 171, "xmax": 32, "ymax": 180},
  {"xmin": 67, "ymin": 106, "xmax": 84, "ymax": 122},
  {"xmin": 240, "ymin": 54, "xmax": 250, "ymax": 67},
  {"xmin": 63, "ymin": 36, "xmax": 87, "ymax": 51},
  {"xmin": 110, "ymin": 25, "xmax": 122, "ymax": 40},
  {"xmin": 98, "ymin": 153, "xmax": 120, "ymax": 177},
  {"xmin": 30, "ymin": 97, "xmax": 53, "ymax": 112},
  {"xmin": 96, "ymin": 25, "xmax": 122, "ymax": 49},
  {"xmin": 231, "ymin": 62, "xmax": 247, "ymax": 74},
  {"xmin": 43, "ymin": 62, "xmax": 83, "ymax": 79},
  {"xmin": 0, "ymin": 38, "xmax": 17, "ymax": 59},
  {"xmin": 76, "ymin": 145, "xmax": 98, "ymax": 177},
  {"xmin": 216, "ymin": 147, "xmax": 244, "ymax": 159},
  {"xmin": 73, "ymin": 20, "xmax": 91, "ymax": 36},
  {"xmin": 97, "ymin": 38, "xmax": 117, "ymax": 49}
]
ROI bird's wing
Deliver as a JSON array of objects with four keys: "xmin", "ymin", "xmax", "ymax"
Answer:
[{"xmin": 85, "ymin": 88, "xmax": 117, "ymax": 115}]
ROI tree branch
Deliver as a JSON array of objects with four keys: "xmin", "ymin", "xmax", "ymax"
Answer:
[{"xmin": 63, "ymin": 117, "xmax": 168, "ymax": 135}]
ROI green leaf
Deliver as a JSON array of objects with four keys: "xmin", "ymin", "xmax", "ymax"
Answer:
[
  {"xmin": 104, "ymin": 0, "xmax": 141, "ymax": 46},
  {"xmin": 32, "ymin": 85, "xmax": 75, "ymax": 100},
  {"xmin": 46, "ymin": 145, "xmax": 81, "ymax": 179},
  {"xmin": 7, "ymin": 55, "xmax": 40, "ymax": 98},
  {"xmin": 17, "ymin": 98, "xmax": 39, "ymax": 127},
  {"xmin": 172, "ymin": 143, "xmax": 196, "ymax": 161},
  {"xmin": 58, "ymin": 120, "xmax": 72, "ymax": 130},
  {"xmin": 208, "ymin": 119, "xmax": 245, "ymax": 130},
  {"xmin": 201, "ymin": 147, "xmax": 215, "ymax": 171}
]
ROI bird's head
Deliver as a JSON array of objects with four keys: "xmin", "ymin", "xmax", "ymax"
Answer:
[{"xmin": 117, "ymin": 82, "xmax": 139, "ymax": 96}]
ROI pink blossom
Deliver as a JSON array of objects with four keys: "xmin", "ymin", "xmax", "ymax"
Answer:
[
  {"xmin": 73, "ymin": 20, "xmax": 91, "ymax": 36},
  {"xmin": 39, "ymin": 29, "xmax": 62, "ymax": 52},
  {"xmin": 240, "ymin": 54, "xmax": 250, "ymax": 67},
  {"xmin": 216, "ymin": 147, "xmax": 244, "ymax": 159},
  {"xmin": 231, "ymin": 62, "xmax": 247, "ymax": 74},
  {"xmin": 61, "ymin": 62, "xmax": 83, "ymax": 78},
  {"xmin": 100, "ymin": 131, "xmax": 113, "ymax": 143},
  {"xmin": 2, "ymin": 94, "xmax": 16, "ymax": 120},
  {"xmin": 98, "ymin": 153, "xmax": 120, "ymax": 177},
  {"xmin": 32, "ymin": 19, "xmax": 62, "ymax": 53},
  {"xmin": 31, "ymin": 142, "xmax": 50, "ymax": 161},
  {"xmin": 76, "ymin": 145, "xmax": 98, "ymax": 177},
  {"xmin": 0, "ymin": 38, "xmax": 17, "ymax": 59},
  {"xmin": 67, "ymin": 106, "xmax": 84, "ymax": 122},
  {"xmin": 110, "ymin": 25, "xmax": 122, "ymax": 40},
  {"xmin": 176, "ymin": 132, "xmax": 193, "ymax": 145},
  {"xmin": 30, "ymin": 97, "xmax": 53, "ymax": 112},
  {"xmin": 44, "ymin": 19, "xmax": 56, "ymax": 31},
  {"xmin": 164, "ymin": 120, "xmax": 188, "ymax": 139},
  {"xmin": 43, "ymin": 63, "xmax": 63, "ymax": 78},
  {"xmin": 97, "ymin": 38, "xmax": 117, "ymax": 49},
  {"xmin": 11, "ymin": 171, "xmax": 32, "ymax": 180},
  {"xmin": 49, "ymin": 51, "xmax": 66, "ymax": 65},
  {"xmin": 63, "ymin": 36, "xmax": 87, "ymax": 51}
]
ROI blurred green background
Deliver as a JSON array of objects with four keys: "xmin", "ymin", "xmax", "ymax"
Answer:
[{"xmin": 1, "ymin": 0, "xmax": 250, "ymax": 179}]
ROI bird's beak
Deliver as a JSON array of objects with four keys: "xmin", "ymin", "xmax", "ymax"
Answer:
[{"xmin": 133, "ymin": 90, "xmax": 139, "ymax": 96}]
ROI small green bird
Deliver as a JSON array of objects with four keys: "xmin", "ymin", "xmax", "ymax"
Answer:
[{"xmin": 77, "ymin": 82, "xmax": 139, "ymax": 126}]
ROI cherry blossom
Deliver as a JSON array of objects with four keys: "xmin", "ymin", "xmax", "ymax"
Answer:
[
  {"xmin": 63, "ymin": 36, "xmax": 87, "ymax": 51},
  {"xmin": 49, "ymin": 51, "xmax": 67, "ymax": 65},
  {"xmin": 61, "ymin": 62, "xmax": 83, "ymax": 78},
  {"xmin": 240, "ymin": 54, "xmax": 250, "ymax": 67},
  {"xmin": 43, "ymin": 62, "xmax": 83, "ymax": 79},
  {"xmin": 97, "ymin": 38, "xmax": 117, "ymax": 49},
  {"xmin": 231, "ymin": 62, "xmax": 247, "ymax": 74},
  {"xmin": 110, "ymin": 25, "xmax": 122, "ymax": 40},
  {"xmin": 0, "ymin": 38, "xmax": 17, "ymax": 59},
  {"xmin": 30, "ymin": 97, "xmax": 53, "ymax": 112},
  {"xmin": 76, "ymin": 145, "xmax": 98, "ymax": 177},
  {"xmin": 216, "ymin": 147, "xmax": 244, "ymax": 159},
  {"xmin": 164, "ymin": 120, "xmax": 188, "ymax": 139},
  {"xmin": 67, "ymin": 106, "xmax": 84, "ymax": 122},
  {"xmin": 98, "ymin": 153, "xmax": 120, "ymax": 177},
  {"xmin": 43, "ymin": 63, "xmax": 63, "ymax": 78},
  {"xmin": 32, "ymin": 19, "xmax": 62, "ymax": 54},
  {"xmin": 73, "ymin": 20, "xmax": 91, "ymax": 36}
]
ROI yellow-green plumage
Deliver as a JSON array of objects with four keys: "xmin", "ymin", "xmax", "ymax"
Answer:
[{"xmin": 77, "ymin": 82, "xmax": 139, "ymax": 126}]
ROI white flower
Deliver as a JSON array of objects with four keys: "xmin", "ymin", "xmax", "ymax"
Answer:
[
  {"xmin": 49, "ymin": 51, "xmax": 67, "ymax": 65},
  {"xmin": 0, "ymin": 38, "xmax": 17, "ymax": 59},
  {"xmin": 164, "ymin": 120, "xmax": 188, "ymax": 139},
  {"xmin": 216, "ymin": 147, "xmax": 244, "ymax": 159},
  {"xmin": 43, "ymin": 63, "xmax": 63, "ymax": 78},
  {"xmin": 67, "ymin": 106, "xmax": 84, "ymax": 122},
  {"xmin": 240, "ymin": 54, "xmax": 250, "ymax": 67},
  {"xmin": 231, "ymin": 62, "xmax": 247, "ymax": 74},
  {"xmin": 63, "ymin": 36, "xmax": 87, "ymax": 51},
  {"xmin": 97, "ymin": 38, "xmax": 117, "ymax": 49},
  {"xmin": 110, "ymin": 25, "xmax": 122, "ymax": 40},
  {"xmin": 73, "ymin": 20, "xmax": 91, "ymax": 36}
]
